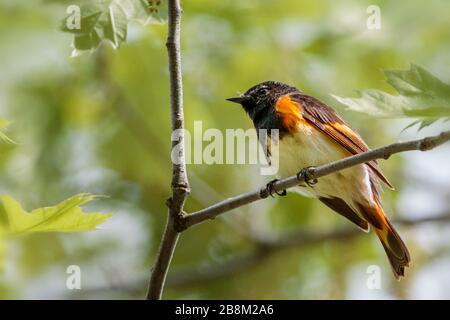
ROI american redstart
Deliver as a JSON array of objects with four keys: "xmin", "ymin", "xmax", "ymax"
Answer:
[{"xmin": 227, "ymin": 81, "xmax": 410, "ymax": 279}]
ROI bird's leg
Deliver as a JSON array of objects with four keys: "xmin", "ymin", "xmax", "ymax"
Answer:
[
  {"xmin": 297, "ymin": 166, "xmax": 318, "ymax": 187},
  {"xmin": 265, "ymin": 179, "xmax": 287, "ymax": 198}
]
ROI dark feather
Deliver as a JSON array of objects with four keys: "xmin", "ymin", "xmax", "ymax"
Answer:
[{"xmin": 319, "ymin": 196, "xmax": 369, "ymax": 232}]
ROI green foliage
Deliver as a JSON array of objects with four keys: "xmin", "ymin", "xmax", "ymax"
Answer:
[
  {"xmin": 0, "ymin": 194, "xmax": 111, "ymax": 236},
  {"xmin": 0, "ymin": 120, "xmax": 109, "ymax": 236},
  {"xmin": 332, "ymin": 65, "xmax": 450, "ymax": 130},
  {"xmin": 0, "ymin": 119, "xmax": 14, "ymax": 144},
  {"xmin": 60, "ymin": 0, "xmax": 167, "ymax": 54},
  {"xmin": 0, "ymin": 194, "xmax": 111, "ymax": 270},
  {"xmin": 2, "ymin": 0, "xmax": 450, "ymax": 299}
]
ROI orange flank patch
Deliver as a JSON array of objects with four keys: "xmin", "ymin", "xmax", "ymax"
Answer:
[{"xmin": 275, "ymin": 95, "xmax": 304, "ymax": 132}]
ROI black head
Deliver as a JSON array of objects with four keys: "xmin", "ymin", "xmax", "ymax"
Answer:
[{"xmin": 227, "ymin": 81, "xmax": 299, "ymax": 121}]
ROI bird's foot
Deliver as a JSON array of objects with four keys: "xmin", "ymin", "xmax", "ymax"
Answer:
[
  {"xmin": 265, "ymin": 179, "xmax": 287, "ymax": 198},
  {"xmin": 296, "ymin": 166, "xmax": 318, "ymax": 187}
]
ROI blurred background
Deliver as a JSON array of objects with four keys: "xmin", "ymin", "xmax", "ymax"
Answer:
[{"xmin": 0, "ymin": 0, "xmax": 449, "ymax": 299}]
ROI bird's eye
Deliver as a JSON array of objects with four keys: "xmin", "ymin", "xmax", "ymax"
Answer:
[{"xmin": 257, "ymin": 87, "xmax": 269, "ymax": 95}]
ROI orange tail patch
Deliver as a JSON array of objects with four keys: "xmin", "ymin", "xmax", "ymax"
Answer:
[{"xmin": 357, "ymin": 202, "xmax": 411, "ymax": 279}]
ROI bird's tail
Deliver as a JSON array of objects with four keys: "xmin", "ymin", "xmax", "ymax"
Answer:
[{"xmin": 358, "ymin": 201, "xmax": 411, "ymax": 279}]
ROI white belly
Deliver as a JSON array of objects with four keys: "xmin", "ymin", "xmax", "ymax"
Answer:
[{"xmin": 269, "ymin": 126, "xmax": 373, "ymax": 206}]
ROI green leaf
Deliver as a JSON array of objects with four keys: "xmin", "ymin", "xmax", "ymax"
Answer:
[
  {"xmin": 385, "ymin": 64, "xmax": 450, "ymax": 97},
  {"xmin": 401, "ymin": 118, "xmax": 444, "ymax": 133},
  {"xmin": 332, "ymin": 64, "xmax": 450, "ymax": 130},
  {"xmin": 0, "ymin": 194, "xmax": 111, "ymax": 236},
  {"xmin": 0, "ymin": 119, "xmax": 14, "ymax": 144},
  {"xmin": 60, "ymin": 0, "xmax": 167, "ymax": 55}
]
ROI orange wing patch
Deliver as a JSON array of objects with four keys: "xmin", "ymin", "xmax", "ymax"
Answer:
[
  {"xmin": 290, "ymin": 93, "xmax": 394, "ymax": 190},
  {"xmin": 323, "ymin": 122, "xmax": 393, "ymax": 189},
  {"xmin": 329, "ymin": 122, "xmax": 370, "ymax": 150},
  {"xmin": 323, "ymin": 122, "xmax": 369, "ymax": 156},
  {"xmin": 275, "ymin": 95, "xmax": 303, "ymax": 132}
]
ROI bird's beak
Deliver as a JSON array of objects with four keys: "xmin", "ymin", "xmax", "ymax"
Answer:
[{"xmin": 226, "ymin": 94, "xmax": 251, "ymax": 104}]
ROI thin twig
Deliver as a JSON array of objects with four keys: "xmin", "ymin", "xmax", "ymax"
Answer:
[
  {"xmin": 146, "ymin": 0, "xmax": 189, "ymax": 300},
  {"xmin": 182, "ymin": 131, "xmax": 450, "ymax": 229}
]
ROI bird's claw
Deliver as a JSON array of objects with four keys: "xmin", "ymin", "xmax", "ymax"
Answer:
[
  {"xmin": 296, "ymin": 166, "xmax": 318, "ymax": 187},
  {"xmin": 266, "ymin": 179, "xmax": 287, "ymax": 198}
]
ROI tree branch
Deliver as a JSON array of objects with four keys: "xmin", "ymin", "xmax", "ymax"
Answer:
[
  {"xmin": 182, "ymin": 130, "xmax": 450, "ymax": 229},
  {"xmin": 146, "ymin": 0, "xmax": 189, "ymax": 300},
  {"xmin": 166, "ymin": 212, "xmax": 450, "ymax": 287},
  {"xmin": 75, "ymin": 212, "xmax": 450, "ymax": 296}
]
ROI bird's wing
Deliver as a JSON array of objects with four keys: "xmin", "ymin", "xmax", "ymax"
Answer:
[
  {"xmin": 319, "ymin": 196, "xmax": 369, "ymax": 232},
  {"xmin": 287, "ymin": 93, "xmax": 393, "ymax": 189}
]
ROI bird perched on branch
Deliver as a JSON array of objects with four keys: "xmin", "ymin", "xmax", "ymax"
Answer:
[{"xmin": 227, "ymin": 81, "xmax": 410, "ymax": 279}]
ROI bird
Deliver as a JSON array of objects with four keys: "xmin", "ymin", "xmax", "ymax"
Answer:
[{"xmin": 227, "ymin": 81, "xmax": 410, "ymax": 279}]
